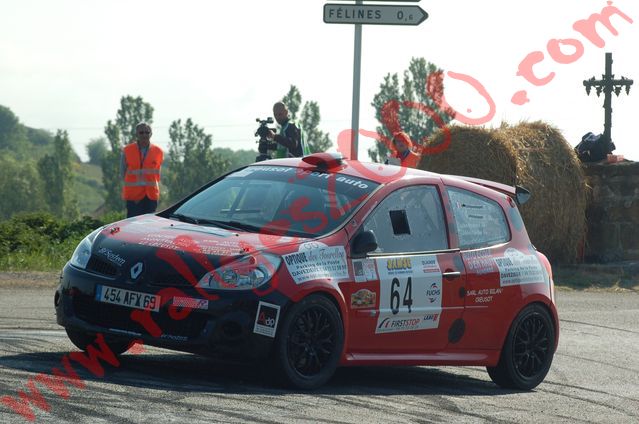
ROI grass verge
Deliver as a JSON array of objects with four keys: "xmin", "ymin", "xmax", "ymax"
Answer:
[{"xmin": 553, "ymin": 263, "xmax": 639, "ymax": 292}]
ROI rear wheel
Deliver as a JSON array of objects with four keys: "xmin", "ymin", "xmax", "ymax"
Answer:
[
  {"xmin": 487, "ymin": 304, "xmax": 555, "ymax": 390},
  {"xmin": 273, "ymin": 295, "xmax": 344, "ymax": 389},
  {"xmin": 65, "ymin": 328, "xmax": 131, "ymax": 356}
]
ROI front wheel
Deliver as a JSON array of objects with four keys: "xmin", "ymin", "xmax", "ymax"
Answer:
[
  {"xmin": 272, "ymin": 295, "xmax": 344, "ymax": 389},
  {"xmin": 487, "ymin": 303, "xmax": 556, "ymax": 390},
  {"xmin": 65, "ymin": 328, "xmax": 132, "ymax": 356}
]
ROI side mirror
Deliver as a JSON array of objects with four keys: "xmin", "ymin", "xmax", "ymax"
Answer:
[
  {"xmin": 515, "ymin": 185, "xmax": 531, "ymax": 205},
  {"xmin": 352, "ymin": 230, "xmax": 378, "ymax": 256}
]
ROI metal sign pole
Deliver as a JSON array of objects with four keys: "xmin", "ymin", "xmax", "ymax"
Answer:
[
  {"xmin": 350, "ymin": 0, "xmax": 362, "ymax": 160},
  {"xmin": 324, "ymin": 0, "xmax": 427, "ymax": 160}
]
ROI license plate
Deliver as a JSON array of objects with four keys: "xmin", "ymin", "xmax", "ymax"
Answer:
[{"xmin": 95, "ymin": 285, "xmax": 160, "ymax": 312}]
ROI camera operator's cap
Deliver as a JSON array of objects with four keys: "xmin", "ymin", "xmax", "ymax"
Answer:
[{"xmin": 392, "ymin": 131, "xmax": 412, "ymax": 148}]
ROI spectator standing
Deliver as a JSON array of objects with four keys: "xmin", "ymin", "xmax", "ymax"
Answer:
[
  {"xmin": 391, "ymin": 131, "xmax": 420, "ymax": 168},
  {"xmin": 121, "ymin": 122, "xmax": 164, "ymax": 217}
]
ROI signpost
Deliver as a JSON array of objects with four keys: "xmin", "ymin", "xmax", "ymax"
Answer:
[
  {"xmin": 323, "ymin": 4, "xmax": 428, "ymax": 26},
  {"xmin": 324, "ymin": 0, "xmax": 428, "ymax": 160}
]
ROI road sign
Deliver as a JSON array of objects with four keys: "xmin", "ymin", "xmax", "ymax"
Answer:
[
  {"xmin": 324, "ymin": 3, "xmax": 428, "ymax": 26},
  {"xmin": 324, "ymin": 1, "xmax": 430, "ymax": 160}
]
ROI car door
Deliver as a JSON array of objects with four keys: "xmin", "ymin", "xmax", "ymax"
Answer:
[{"xmin": 345, "ymin": 184, "xmax": 466, "ymax": 354}]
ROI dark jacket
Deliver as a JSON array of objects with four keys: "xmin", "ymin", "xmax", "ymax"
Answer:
[{"xmin": 274, "ymin": 120, "xmax": 303, "ymax": 158}]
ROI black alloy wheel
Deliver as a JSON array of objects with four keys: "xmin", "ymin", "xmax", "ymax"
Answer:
[
  {"xmin": 512, "ymin": 313, "xmax": 551, "ymax": 378},
  {"xmin": 487, "ymin": 303, "xmax": 556, "ymax": 390},
  {"xmin": 288, "ymin": 306, "xmax": 336, "ymax": 376},
  {"xmin": 274, "ymin": 295, "xmax": 344, "ymax": 389}
]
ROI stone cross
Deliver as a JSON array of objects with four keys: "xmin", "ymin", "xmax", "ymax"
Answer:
[{"xmin": 583, "ymin": 52, "xmax": 633, "ymax": 145}]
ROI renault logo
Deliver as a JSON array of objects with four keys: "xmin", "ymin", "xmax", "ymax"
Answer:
[{"xmin": 130, "ymin": 262, "xmax": 144, "ymax": 280}]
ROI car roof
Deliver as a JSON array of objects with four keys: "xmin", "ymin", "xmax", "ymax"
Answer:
[
  {"xmin": 248, "ymin": 156, "xmax": 441, "ymax": 184},
  {"xmin": 249, "ymin": 156, "xmax": 517, "ymax": 199}
]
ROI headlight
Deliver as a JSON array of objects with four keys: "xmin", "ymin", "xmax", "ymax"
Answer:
[
  {"xmin": 197, "ymin": 253, "xmax": 281, "ymax": 290},
  {"xmin": 69, "ymin": 227, "xmax": 103, "ymax": 269}
]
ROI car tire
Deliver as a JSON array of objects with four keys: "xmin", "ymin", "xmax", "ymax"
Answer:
[
  {"xmin": 272, "ymin": 294, "xmax": 344, "ymax": 390},
  {"xmin": 487, "ymin": 303, "xmax": 555, "ymax": 390},
  {"xmin": 65, "ymin": 328, "xmax": 131, "ymax": 356}
]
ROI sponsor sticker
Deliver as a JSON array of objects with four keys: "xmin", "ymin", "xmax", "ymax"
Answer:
[
  {"xmin": 160, "ymin": 334, "xmax": 188, "ymax": 342},
  {"xmin": 426, "ymin": 282, "xmax": 441, "ymax": 303},
  {"xmin": 420, "ymin": 256, "xmax": 440, "ymax": 274},
  {"xmin": 172, "ymin": 296, "xmax": 209, "ymax": 310},
  {"xmin": 465, "ymin": 287, "xmax": 503, "ymax": 304},
  {"xmin": 376, "ymin": 313, "xmax": 440, "ymax": 334},
  {"xmin": 283, "ymin": 246, "xmax": 349, "ymax": 284},
  {"xmin": 375, "ymin": 255, "xmax": 443, "ymax": 334},
  {"xmin": 249, "ymin": 166, "xmax": 294, "ymax": 174},
  {"xmin": 253, "ymin": 301, "xmax": 280, "ymax": 338},
  {"xmin": 97, "ymin": 247, "xmax": 126, "ymax": 267},
  {"xmin": 495, "ymin": 248, "xmax": 545, "ymax": 287},
  {"xmin": 297, "ymin": 169, "xmax": 332, "ymax": 180},
  {"xmin": 353, "ymin": 259, "xmax": 378, "ymax": 283},
  {"xmin": 351, "ymin": 289, "xmax": 377, "ymax": 309},
  {"xmin": 385, "ymin": 257, "xmax": 413, "ymax": 276},
  {"xmin": 462, "ymin": 249, "xmax": 497, "ymax": 275}
]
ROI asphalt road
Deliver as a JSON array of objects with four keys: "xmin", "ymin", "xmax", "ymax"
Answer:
[{"xmin": 0, "ymin": 278, "xmax": 637, "ymax": 423}]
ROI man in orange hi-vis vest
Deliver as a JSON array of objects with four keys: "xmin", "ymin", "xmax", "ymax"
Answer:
[{"xmin": 120, "ymin": 122, "xmax": 164, "ymax": 218}]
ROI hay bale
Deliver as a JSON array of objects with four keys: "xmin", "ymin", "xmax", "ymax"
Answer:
[
  {"xmin": 418, "ymin": 126, "xmax": 517, "ymax": 185},
  {"xmin": 419, "ymin": 121, "xmax": 586, "ymax": 263}
]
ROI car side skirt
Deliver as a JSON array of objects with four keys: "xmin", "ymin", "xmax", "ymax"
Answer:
[{"xmin": 341, "ymin": 350, "xmax": 500, "ymax": 367}]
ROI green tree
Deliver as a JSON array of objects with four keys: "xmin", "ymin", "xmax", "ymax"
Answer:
[
  {"xmin": 86, "ymin": 137, "xmax": 108, "ymax": 165},
  {"xmin": 0, "ymin": 105, "xmax": 27, "ymax": 155},
  {"xmin": 164, "ymin": 118, "xmax": 229, "ymax": 203},
  {"xmin": 281, "ymin": 86, "xmax": 302, "ymax": 119},
  {"xmin": 370, "ymin": 57, "xmax": 456, "ymax": 162},
  {"xmin": 213, "ymin": 147, "xmax": 258, "ymax": 173},
  {"xmin": 280, "ymin": 85, "xmax": 332, "ymax": 153},
  {"xmin": 0, "ymin": 106, "xmax": 58, "ymax": 161},
  {"xmin": 300, "ymin": 101, "xmax": 332, "ymax": 153},
  {"xmin": 0, "ymin": 156, "xmax": 46, "ymax": 220},
  {"xmin": 25, "ymin": 127, "xmax": 54, "ymax": 147},
  {"xmin": 102, "ymin": 96, "xmax": 154, "ymax": 212},
  {"xmin": 37, "ymin": 130, "xmax": 78, "ymax": 219}
]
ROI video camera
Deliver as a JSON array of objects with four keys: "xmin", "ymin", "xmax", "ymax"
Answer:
[{"xmin": 255, "ymin": 117, "xmax": 277, "ymax": 162}]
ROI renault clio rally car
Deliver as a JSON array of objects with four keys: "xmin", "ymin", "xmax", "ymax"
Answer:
[{"xmin": 55, "ymin": 153, "xmax": 558, "ymax": 389}]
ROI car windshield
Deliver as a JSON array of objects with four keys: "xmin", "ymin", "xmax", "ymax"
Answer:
[{"xmin": 171, "ymin": 165, "xmax": 380, "ymax": 238}]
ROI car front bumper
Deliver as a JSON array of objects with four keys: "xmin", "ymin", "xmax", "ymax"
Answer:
[{"xmin": 54, "ymin": 263, "xmax": 288, "ymax": 360}]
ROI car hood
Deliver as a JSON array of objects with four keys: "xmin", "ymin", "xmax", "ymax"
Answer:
[{"xmin": 88, "ymin": 215, "xmax": 303, "ymax": 285}]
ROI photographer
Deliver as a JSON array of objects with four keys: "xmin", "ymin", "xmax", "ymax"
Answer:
[{"xmin": 267, "ymin": 102, "xmax": 305, "ymax": 158}]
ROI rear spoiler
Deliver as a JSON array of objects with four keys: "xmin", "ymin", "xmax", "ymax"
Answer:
[{"xmin": 454, "ymin": 176, "xmax": 531, "ymax": 205}]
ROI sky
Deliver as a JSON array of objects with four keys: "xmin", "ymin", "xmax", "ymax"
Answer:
[{"xmin": 1, "ymin": 0, "xmax": 638, "ymax": 162}]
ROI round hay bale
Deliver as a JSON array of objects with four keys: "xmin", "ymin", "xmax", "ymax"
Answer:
[
  {"xmin": 418, "ymin": 126, "xmax": 517, "ymax": 185},
  {"xmin": 419, "ymin": 121, "xmax": 586, "ymax": 263}
]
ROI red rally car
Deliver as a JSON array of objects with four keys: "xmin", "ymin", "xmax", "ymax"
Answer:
[{"xmin": 55, "ymin": 153, "xmax": 559, "ymax": 389}]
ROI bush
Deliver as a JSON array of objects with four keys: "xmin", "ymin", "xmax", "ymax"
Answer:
[{"xmin": 0, "ymin": 212, "xmax": 110, "ymax": 271}]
